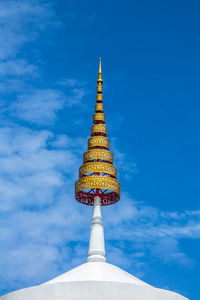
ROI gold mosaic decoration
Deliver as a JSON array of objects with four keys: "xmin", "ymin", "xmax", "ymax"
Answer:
[
  {"xmin": 96, "ymin": 94, "xmax": 103, "ymax": 102},
  {"xmin": 79, "ymin": 162, "xmax": 117, "ymax": 177},
  {"xmin": 95, "ymin": 103, "xmax": 104, "ymax": 112},
  {"xmin": 75, "ymin": 176, "xmax": 120, "ymax": 195},
  {"xmin": 75, "ymin": 58, "xmax": 120, "ymax": 202},
  {"xmin": 91, "ymin": 124, "xmax": 107, "ymax": 135},
  {"xmin": 83, "ymin": 149, "xmax": 113, "ymax": 163},
  {"xmin": 88, "ymin": 136, "xmax": 109, "ymax": 149},
  {"xmin": 93, "ymin": 112, "xmax": 105, "ymax": 123}
]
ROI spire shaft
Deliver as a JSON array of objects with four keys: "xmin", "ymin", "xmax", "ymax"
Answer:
[
  {"xmin": 97, "ymin": 58, "xmax": 103, "ymax": 88},
  {"xmin": 98, "ymin": 57, "xmax": 102, "ymax": 74},
  {"xmin": 87, "ymin": 196, "xmax": 106, "ymax": 262}
]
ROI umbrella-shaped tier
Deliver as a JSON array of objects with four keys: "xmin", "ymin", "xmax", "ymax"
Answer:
[{"xmin": 75, "ymin": 59, "xmax": 120, "ymax": 206}]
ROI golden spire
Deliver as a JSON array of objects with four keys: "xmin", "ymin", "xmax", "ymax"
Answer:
[
  {"xmin": 75, "ymin": 59, "xmax": 120, "ymax": 206},
  {"xmin": 96, "ymin": 58, "xmax": 103, "ymax": 104},
  {"xmin": 99, "ymin": 57, "xmax": 102, "ymax": 73}
]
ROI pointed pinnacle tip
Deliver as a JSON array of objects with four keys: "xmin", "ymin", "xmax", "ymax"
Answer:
[{"xmin": 98, "ymin": 58, "xmax": 102, "ymax": 74}]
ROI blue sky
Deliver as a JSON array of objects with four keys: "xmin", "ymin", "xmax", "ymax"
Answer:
[{"xmin": 0, "ymin": 0, "xmax": 199, "ymax": 299}]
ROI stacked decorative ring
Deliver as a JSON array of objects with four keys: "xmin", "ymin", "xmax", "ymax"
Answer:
[{"xmin": 75, "ymin": 58, "xmax": 120, "ymax": 206}]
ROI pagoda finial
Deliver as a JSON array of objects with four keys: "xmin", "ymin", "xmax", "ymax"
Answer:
[
  {"xmin": 75, "ymin": 59, "xmax": 120, "ymax": 206},
  {"xmin": 97, "ymin": 57, "xmax": 103, "ymax": 85}
]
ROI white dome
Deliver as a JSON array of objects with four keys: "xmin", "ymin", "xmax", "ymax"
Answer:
[
  {"xmin": 1, "ymin": 261, "xmax": 188, "ymax": 300},
  {"xmin": 43, "ymin": 261, "xmax": 149, "ymax": 286}
]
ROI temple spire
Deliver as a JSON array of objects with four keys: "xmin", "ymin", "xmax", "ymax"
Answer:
[{"xmin": 75, "ymin": 58, "xmax": 120, "ymax": 204}]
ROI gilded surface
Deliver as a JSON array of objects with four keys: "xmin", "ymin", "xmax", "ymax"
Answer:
[
  {"xmin": 75, "ymin": 59, "xmax": 120, "ymax": 203},
  {"xmin": 96, "ymin": 94, "xmax": 103, "ymax": 101},
  {"xmin": 88, "ymin": 136, "xmax": 109, "ymax": 149},
  {"xmin": 79, "ymin": 162, "xmax": 117, "ymax": 177},
  {"xmin": 97, "ymin": 85, "xmax": 103, "ymax": 93},
  {"xmin": 75, "ymin": 176, "xmax": 120, "ymax": 195},
  {"xmin": 91, "ymin": 124, "xmax": 107, "ymax": 135},
  {"xmin": 95, "ymin": 103, "xmax": 104, "ymax": 112},
  {"xmin": 83, "ymin": 149, "xmax": 113, "ymax": 163},
  {"xmin": 93, "ymin": 113, "xmax": 105, "ymax": 122}
]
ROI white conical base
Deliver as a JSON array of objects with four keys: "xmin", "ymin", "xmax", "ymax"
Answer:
[
  {"xmin": 1, "ymin": 261, "xmax": 188, "ymax": 300},
  {"xmin": 44, "ymin": 261, "xmax": 149, "ymax": 286}
]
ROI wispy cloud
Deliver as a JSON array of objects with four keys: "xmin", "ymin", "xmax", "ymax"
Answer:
[
  {"xmin": 0, "ymin": 60, "xmax": 38, "ymax": 77},
  {"xmin": 110, "ymin": 138, "xmax": 138, "ymax": 180},
  {"xmin": 104, "ymin": 195, "xmax": 200, "ymax": 267},
  {"xmin": 11, "ymin": 89, "xmax": 65, "ymax": 125},
  {"xmin": 0, "ymin": 0, "xmax": 58, "ymax": 60},
  {"xmin": 0, "ymin": 124, "xmax": 89, "ymax": 292},
  {"xmin": 58, "ymin": 78, "xmax": 89, "ymax": 106},
  {"xmin": 150, "ymin": 237, "xmax": 193, "ymax": 266},
  {"xmin": 8, "ymin": 81, "xmax": 89, "ymax": 125},
  {"xmin": 0, "ymin": 0, "xmax": 88, "ymax": 128},
  {"xmin": 0, "ymin": 126, "xmax": 78, "ymax": 210}
]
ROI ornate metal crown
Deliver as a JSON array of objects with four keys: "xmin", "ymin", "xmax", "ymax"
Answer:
[{"xmin": 75, "ymin": 58, "xmax": 120, "ymax": 206}]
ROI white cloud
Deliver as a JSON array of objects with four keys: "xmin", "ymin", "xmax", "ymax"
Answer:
[
  {"xmin": 12, "ymin": 89, "xmax": 65, "ymax": 125},
  {"xmin": 0, "ymin": 126, "xmax": 79, "ymax": 211},
  {"xmin": 150, "ymin": 237, "xmax": 193, "ymax": 266},
  {"xmin": 58, "ymin": 79, "xmax": 81, "ymax": 88},
  {"xmin": 110, "ymin": 138, "xmax": 138, "ymax": 180},
  {"xmin": 0, "ymin": 0, "xmax": 88, "ymax": 128},
  {"xmin": 0, "ymin": 0, "xmax": 59, "ymax": 98},
  {"xmin": 58, "ymin": 78, "xmax": 88, "ymax": 107},
  {"xmin": 107, "ymin": 244, "xmax": 145, "ymax": 277},
  {"xmin": 0, "ymin": 124, "xmax": 90, "ymax": 292},
  {"xmin": 0, "ymin": 60, "xmax": 38, "ymax": 77},
  {"xmin": 0, "ymin": 78, "xmax": 26, "ymax": 93},
  {"xmin": 0, "ymin": 0, "xmax": 57, "ymax": 59},
  {"xmin": 66, "ymin": 87, "xmax": 87, "ymax": 106},
  {"xmin": 104, "ymin": 195, "xmax": 200, "ymax": 267},
  {"xmin": 8, "ymin": 79, "xmax": 89, "ymax": 124}
]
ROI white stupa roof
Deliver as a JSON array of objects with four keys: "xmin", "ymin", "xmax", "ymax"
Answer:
[
  {"xmin": 1, "ymin": 261, "xmax": 188, "ymax": 300},
  {"xmin": 44, "ymin": 261, "xmax": 149, "ymax": 286}
]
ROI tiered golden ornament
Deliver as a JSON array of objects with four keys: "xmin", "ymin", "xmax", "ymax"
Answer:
[{"xmin": 75, "ymin": 58, "xmax": 120, "ymax": 206}]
